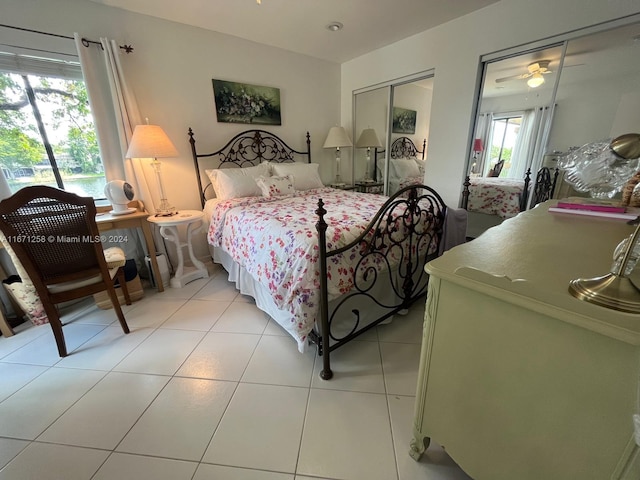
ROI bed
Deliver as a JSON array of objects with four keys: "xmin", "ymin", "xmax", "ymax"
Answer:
[
  {"xmin": 460, "ymin": 167, "xmax": 558, "ymax": 238},
  {"xmin": 374, "ymin": 137, "xmax": 426, "ymax": 196},
  {"xmin": 189, "ymin": 128, "xmax": 447, "ymax": 379}
]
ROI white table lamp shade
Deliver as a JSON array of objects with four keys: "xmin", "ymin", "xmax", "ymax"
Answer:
[
  {"xmin": 323, "ymin": 126, "xmax": 352, "ymax": 148},
  {"xmin": 125, "ymin": 123, "xmax": 178, "ymax": 216},
  {"xmin": 126, "ymin": 125, "xmax": 179, "ymax": 159},
  {"xmin": 356, "ymin": 128, "xmax": 382, "ymax": 148}
]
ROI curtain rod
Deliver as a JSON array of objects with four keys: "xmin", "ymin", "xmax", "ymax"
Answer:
[{"xmin": 0, "ymin": 24, "xmax": 134, "ymax": 53}]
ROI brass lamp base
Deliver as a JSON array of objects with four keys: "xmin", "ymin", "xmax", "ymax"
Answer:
[{"xmin": 569, "ymin": 273, "xmax": 640, "ymax": 313}]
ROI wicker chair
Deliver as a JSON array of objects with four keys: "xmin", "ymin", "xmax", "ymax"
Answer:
[{"xmin": 0, "ymin": 186, "xmax": 130, "ymax": 356}]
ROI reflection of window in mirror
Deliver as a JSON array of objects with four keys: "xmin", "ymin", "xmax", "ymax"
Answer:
[
  {"xmin": 472, "ymin": 45, "xmax": 562, "ymax": 181},
  {"xmin": 485, "ymin": 115, "xmax": 521, "ymax": 177}
]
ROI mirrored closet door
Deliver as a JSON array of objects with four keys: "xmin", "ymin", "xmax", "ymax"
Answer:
[
  {"xmin": 353, "ymin": 86, "xmax": 389, "ymax": 188},
  {"xmin": 468, "ymin": 17, "xmax": 640, "ymax": 202},
  {"xmin": 387, "ymin": 77, "xmax": 433, "ymax": 196},
  {"xmin": 353, "ymin": 72, "xmax": 434, "ymax": 196}
]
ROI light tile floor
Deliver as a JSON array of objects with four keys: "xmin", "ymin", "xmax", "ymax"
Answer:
[{"xmin": 0, "ymin": 265, "xmax": 473, "ymax": 480}]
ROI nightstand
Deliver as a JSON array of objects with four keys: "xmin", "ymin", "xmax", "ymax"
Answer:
[
  {"xmin": 356, "ymin": 181, "xmax": 384, "ymax": 194},
  {"xmin": 147, "ymin": 210, "xmax": 209, "ymax": 288},
  {"xmin": 330, "ymin": 183, "xmax": 357, "ymax": 191}
]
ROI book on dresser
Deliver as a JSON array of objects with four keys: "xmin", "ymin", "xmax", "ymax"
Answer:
[
  {"xmin": 549, "ymin": 197, "xmax": 639, "ymax": 220},
  {"xmin": 555, "ymin": 197, "xmax": 626, "ymax": 213}
]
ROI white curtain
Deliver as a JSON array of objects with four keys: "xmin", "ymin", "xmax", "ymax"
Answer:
[
  {"xmin": 74, "ymin": 34, "xmax": 170, "ymax": 273},
  {"xmin": 510, "ymin": 106, "xmax": 555, "ymax": 182},
  {"xmin": 472, "ymin": 112, "xmax": 493, "ymax": 175}
]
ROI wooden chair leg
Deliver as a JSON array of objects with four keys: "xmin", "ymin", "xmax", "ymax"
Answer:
[
  {"xmin": 115, "ymin": 268, "xmax": 132, "ymax": 305},
  {"xmin": 105, "ymin": 283, "xmax": 129, "ymax": 335},
  {"xmin": 42, "ymin": 303, "xmax": 67, "ymax": 357}
]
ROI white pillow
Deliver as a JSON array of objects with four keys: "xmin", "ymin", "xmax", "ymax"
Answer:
[
  {"xmin": 205, "ymin": 163, "xmax": 270, "ymax": 200},
  {"xmin": 255, "ymin": 174, "xmax": 295, "ymax": 198},
  {"xmin": 390, "ymin": 157, "xmax": 421, "ymax": 179},
  {"xmin": 271, "ymin": 162, "xmax": 324, "ymax": 190},
  {"xmin": 414, "ymin": 157, "xmax": 426, "ymax": 174}
]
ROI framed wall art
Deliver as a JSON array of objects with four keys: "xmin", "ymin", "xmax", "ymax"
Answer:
[
  {"xmin": 212, "ymin": 79, "xmax": 281, "ymax": 125},
  {"xmin": 392, "ymin": 106, "xmax": 417, "ymax": 134}
]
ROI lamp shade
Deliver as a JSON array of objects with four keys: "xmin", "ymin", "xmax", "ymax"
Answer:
[
  {"xmin": 473, "ymin": 138, "xmax": 484, "ymax": 152},
  {"xmin": 126, "ymin": 124, "xmax": 179, "ymax": 159},
  {"xmin": 323, "ymin": 126, "xmax": 352, "ymax": 149},
  {"xmin": 356, "ymin": 128, "xmax": 382, "ymax": 148}
]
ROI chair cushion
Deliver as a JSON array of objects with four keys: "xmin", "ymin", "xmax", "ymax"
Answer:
[
  {"xmin": 103, "ymin": 247, "xmax": 126, "ymax": 269},
  {"xmin": 4, "ymin": 281, "xmax": 48, "ymax": 326}
]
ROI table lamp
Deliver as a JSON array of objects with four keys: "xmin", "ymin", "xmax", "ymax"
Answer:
[
  {"xmin": 471, "ymin": 138, "xmax": 484, "ymax": 174},
  {"xmin": 569, "ymin": 133, "xmax": 640, "ymax": 312},
  {"xmin": 356, "ymin": 128, "xmax": 382, "ymax": 183},
  {"xmin": 126, "ymin": 123, "xmax": 179, "ymax": 216},
  {"xmin": 323, "ymin": 126, "xmax": 352, "ymax": 186}
]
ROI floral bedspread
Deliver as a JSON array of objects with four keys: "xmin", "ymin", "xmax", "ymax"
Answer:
[
  {"xmin": 467, "ymin": 176, "xmax": 525, "ymax": 218},
  {"xmin": 207, "ymin": 188, "xmax": 397, "ymax": 350}
]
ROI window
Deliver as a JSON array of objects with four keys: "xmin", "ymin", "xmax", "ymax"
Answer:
[
  {"xmin": 0, "ymin": 52, "xmax": 106, "ymax": 198},
  {"xmin": 485, "ymin": 115, "xmax": 521, "ymax": 177}
]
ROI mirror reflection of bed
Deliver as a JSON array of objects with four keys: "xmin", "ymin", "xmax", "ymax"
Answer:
[
  {"xmin": 375, "ymin": 137, "xmax": 426, "ymax": 196},
  {"xmin": 462, "ymin": 167, "xmax": 558, "ymax": 239}
]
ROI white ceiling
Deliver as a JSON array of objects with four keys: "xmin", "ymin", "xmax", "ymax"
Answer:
[{"xmin": 85, "ymin": 0, "xmax": 499, "ymax": 63}]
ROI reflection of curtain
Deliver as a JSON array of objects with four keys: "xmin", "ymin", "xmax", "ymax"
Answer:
[
  {"xmin": 472, "ymin": 112, "xmax": 492, "ymax": 174},
  {"xmin": 74, "ymin": 34, "xmax": 170, "ymax": 273},
  {"xmin": 510, "ymin": 106, "xmax": 554, "ymax": 181}
]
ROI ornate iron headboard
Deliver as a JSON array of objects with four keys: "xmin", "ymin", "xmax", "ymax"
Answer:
[
  {"xmin": 390, "ymin": 137, "xmax": 426, "ymax": 160},
  {"xmin": 373, "ymin": 137, "xmax": 426, "ymax": 182},
  {"xmin": 188, "ymin": 128, "xmax": 311, "ymax": 208}
]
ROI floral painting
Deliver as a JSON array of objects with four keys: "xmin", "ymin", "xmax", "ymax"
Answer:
[
  {"xmin": 392, "ymin": 107, "xmax": 417, "ymax": 134},
  {"xmin": 212, "ymin": 79, "xmax": 281, "ymax": 125}
]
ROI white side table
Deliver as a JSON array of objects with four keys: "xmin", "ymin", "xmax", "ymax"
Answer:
[{"xmin": 147, "ymin": 210, "xmax": 209, "ymax": 288}]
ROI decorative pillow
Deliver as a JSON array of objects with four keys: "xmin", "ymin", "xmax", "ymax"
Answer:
[
  {"xmin": 255, "ymin": 174, "xmax": 295, "ymax": 198},
  {"xmin": 205, "ymin": 163, "xmax": 270, "ymax": 200},
  {"xmin": 0, "ymin": 238, "xmax": 48, "ymax": 325},
  {"xmin": 271, "ymin": 163, "xmax": 324, "ymax": 190},
  {"xmin": 390, "ymin": 157, "xmax": 421, "ymax": 179},
  {"xmin": 414, "ymin": 157, "xmax": 426, "ymax": 175}
]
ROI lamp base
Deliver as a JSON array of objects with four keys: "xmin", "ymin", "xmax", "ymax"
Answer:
[
  {"xmin": 155, "ymin": 211, "xmax": 178, "ymax": 217},
  {"xmin": 155, "ymin": 199, "xmax": 178, "ymax": 217},
  {"xmin": 569, "ymin": 273, "xmax": 640, "ymax": 313}
]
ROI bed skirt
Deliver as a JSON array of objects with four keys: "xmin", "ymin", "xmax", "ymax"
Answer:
[{"xmin": 211, "ymin": 245, "xmax": 401, "ymax": 353}]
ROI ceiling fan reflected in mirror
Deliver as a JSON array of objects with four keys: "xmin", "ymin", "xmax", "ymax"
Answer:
[{"xmin": 495, "ymin": 60, "xmax": 553, "ymax": 88}]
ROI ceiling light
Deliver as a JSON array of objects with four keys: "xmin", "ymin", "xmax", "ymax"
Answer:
[
  {"xmin": 527, "ymin": 73, "xmax": 545, "ymax": 88},
  {"xmin": 326, "ymin": 22, "xmax": 343, "ymax": 32}
]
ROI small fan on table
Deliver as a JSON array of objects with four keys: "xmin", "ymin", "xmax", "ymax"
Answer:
[{"xmin": 104, "ymin": 180, "xmax": 136, "ymax": 215}]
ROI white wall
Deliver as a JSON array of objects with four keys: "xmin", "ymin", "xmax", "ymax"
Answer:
[{"xmin": 341, "ymin": 0, "xmax": 640, "ymax": 207}]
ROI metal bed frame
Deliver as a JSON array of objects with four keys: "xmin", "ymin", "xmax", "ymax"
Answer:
[
  {"xmin": 189, "ymin": 128, "xmax": 446, "ymax": 379},
  {"xmin": 373, "ymin": 136, "xmax": 426, "ymax": 182}
]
